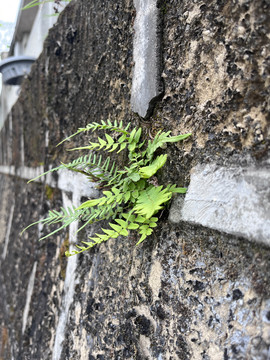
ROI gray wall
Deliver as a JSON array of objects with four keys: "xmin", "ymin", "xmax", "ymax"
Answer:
[{"xmin": 0, "ymin": 0, "xmax": 269, "ymax": 359}]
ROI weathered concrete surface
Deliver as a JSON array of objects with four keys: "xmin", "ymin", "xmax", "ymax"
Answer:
[
  {"xmin": 154, "ymin": 0, "xmax": 270, "ymax": 165},
  {"xmin": 130, "ymin": 0, "xmax": 163, "ymax": 118},
  {"xmin": 0, "ymin": 174, "xmax": 64, "ymax": 360},
  {"xmin": 49, "ymin": 224, "xmax": 270, "ymax": 360},
  {"xmin": 169, "ymin": 163, "xmax": 270, "ymax": 245}
]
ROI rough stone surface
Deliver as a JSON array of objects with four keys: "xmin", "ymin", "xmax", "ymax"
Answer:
[
  {"xmin": 130, "ymin": 0, "xmax": 163, "ymax": 118},
  {"xmin": 0, "ymin": 0, "xmax": 269, "ymax": 359},
  {"xmin": 169, "ymin": 163, "xmax": 270, "ymax": 245},
  {"xmin": 155, "ymin": 0, "xmax": 270, "ymax": 167}
]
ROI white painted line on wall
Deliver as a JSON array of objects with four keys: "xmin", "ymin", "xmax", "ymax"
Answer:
[
  {"xmin": 20, "ymin": 134, "xmax": 25, "ymax": 166},
  {"xmin": 2, "ymin": 203, "xmax": 15, "ymax": 260},
  {"xmin": 22, "ymin": 261, "xmax": 37, "ymax": 335},
  {"xmin": 0, "ymin": 165, "xmax": 44, "ymax": 181},
  {"xmin": 52, "ymin": 250, "xmax": 77, "ymax": 360},
  {"xmin": 131, "ymin": 0, "xmax": 161, "ymax": 118},
  {"xmin": 8, "ymin": 115, "xmax": 12, "ymax": 164},
  {"xmin": 57, "ymin": 169, "xmax": 99, "ymax": 198},
  {"xmin": 52, "ymin": 191, "xmax": 80, "ymax": 360},
  {"xmin": 169, "ymin": 163, "xmax": 270, "ymax": 246},
  {"xmin": 0, "ymin": 165, "xmax": 99, "ymax": 199}
]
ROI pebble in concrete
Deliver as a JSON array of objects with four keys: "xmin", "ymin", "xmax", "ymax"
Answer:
[
  {"xmin": 131, "ymin": 0, "xmax": 162, "ymax": 118},
  {"xmin": 169, "ymin": 163, "xmax": 270, "ymax": 246}
]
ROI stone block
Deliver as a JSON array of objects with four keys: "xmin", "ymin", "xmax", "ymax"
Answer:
[
  {"xmin": 169, "ymin": 163, "xmax": 270, "ymax": 246},
  {"xmin": 131, "ymin": 0, "xmax": 162, "ymax": 118}
]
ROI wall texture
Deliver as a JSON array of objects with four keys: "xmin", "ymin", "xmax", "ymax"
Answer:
[{"xmin": 0, "ymin": 0, "xmax": 269, "ymax": 359}]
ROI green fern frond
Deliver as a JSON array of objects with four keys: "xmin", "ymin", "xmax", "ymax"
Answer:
[
  {"xmin": 69, "ymin": 124, "xmax": 142, "ymax": 156},
  {"xmin": 77, "ymin": 187, "xmax": 123, "ymax": 210},
  {"xmin": 84, "ymin": 120, "xmax": 131, "ymax": 135},
  {"xmin": 28, "ymin": 152, "xmax": 119, "ymax": 186},
  {"xmin": 58, "ymin": 120, "xmax": 131, "ymax": 147},
  {"xmin": 24, "ymin": 119, "xmax": 191, "ymax": 256},
  {"xmin": 21, "ymin": 206, "xmax": 80, "ymax": 240},
  {"xmin": 139, "ymin": 154, "xmax": 167, "ymax": 178},
  {"xmin": 133, "ymin": 186, "xmax": 172, "ymax": 219},
  {"xmin": 168, "ymin": 184, "xmax": 187, "ymax": 194},
  {"xmin": 146, "ymin": 131, "xmax": 191, "ymax": 160},
  {"xmin": 22, "ymin": 0, "xmax": 71, "ymax": 10}
]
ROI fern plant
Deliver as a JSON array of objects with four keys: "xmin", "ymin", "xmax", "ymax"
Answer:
[
  {"xmin": 22, "ymin": 0, "xmax": 71, "ymax": 11},
  {"xmin": 22, "ymin": 120, "xmax": 191, "ymax": 256}
]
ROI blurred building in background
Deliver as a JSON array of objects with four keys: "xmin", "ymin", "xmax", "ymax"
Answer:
[{"xmin": 0, "ymin": 0, "xmax": 67, "ymax": 129}]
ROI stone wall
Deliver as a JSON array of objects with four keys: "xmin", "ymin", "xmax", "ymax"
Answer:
[{"xmin": 0, "ymin": 0, "xmax": 269, "ymax": 359}]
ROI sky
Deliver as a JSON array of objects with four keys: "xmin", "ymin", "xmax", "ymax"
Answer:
[
  {"xmin": 0, "ymin": 0, "xmax": 20, "ymax": 52},
  {"xmin": 0, "ymin": 0, "xmax": 21, "ymax": 23}
]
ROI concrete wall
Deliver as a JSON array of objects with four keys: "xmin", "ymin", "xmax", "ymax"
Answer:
[{"xmin": 0, "ymin": 0, "xmax": 269, "ymax": 359}]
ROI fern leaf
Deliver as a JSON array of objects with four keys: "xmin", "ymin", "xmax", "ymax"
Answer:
[
  {"xmin": 101, "ymin": 228, "xmax": 118, "ymax": 237},
  {"xmin": 108, "ymin": 143, "xmax": 119, "ymax": 152},
  {"xmin": 146, "ymin": 132, "xmax": 191, "ymax": 160},
  {"xmin": 22, "ymin": 0, "xmax": 43, "ymax": 10},
  {"xmin": 105, "ymin": 133, "xmax": 114, "ymax": 148},
  {"xmin": 133, "ymin": 186, "xmax": 172, "ymax": 218},
  {"xmin": 98, "ymin": 137, "xmax": 107, "ymax": 148},
  {"xmin": 128, "ymin": 128, "xmax": 137, "ymax": 142},
  {"xmin": 20, "ymin": 218, "xmax": 47, "ymax": 235},
  {"xmin": 121, "ymin": 212, "xmax": 136, "ymax": 222},
  {"xmin": 57, "ymin": 127, "xmax": 87, "ymax": 146},
  {"xmin": 128, "ymin": 142, "xmax": 137, "ymax": 153},
  {"xmin": 136, "ymin": 233, "xmax": 147, "ymax": 245},
  {"xmin": 38, "ymin": 211, "xmax": 80, "ymax": 241},
  {"xmin": 109, "ymin": 223, "xmax": 123, "ymax": 233},
  {"xmin": 134, "ymin": 215, "xmax": 146, "ymax": 223},
  {"xmin": 128, "ymin": 172, "xmax": 140, "ymax": 182},
  {"xmin": 139, "ymin": 154, "xmax": 167, "ymax": 178},
  {"xmin": 118, "ymin": 134, "xmax": 127, "ymax": 143},
  {"xmin": 115, "ymin": 219, "xmax": 127, "ymax": 228},
  {"xmin": 134, "ymin": 128, "xmax": 142, "ymax": 143},
  {"xmin": 57, "ymin": 120, "xmax": 131, "ymax": 147},
  {"xmin": 168, "ymin": 185, "xmax": 187, "ymax": 194},
  {"xmin": 118, "ymin": 142, "xmax": 127, "ymax": 153},
  {"xmin": 164, "ymin": 133, "xmax": 192, "ymax": 143},
  {"xmin": 127, "ymin": 222, "xmax": 139, "ymax": 230},
  {"xmin": 27, "ymin": 163, "xmax": 65, "ymax": 183},
  {"xmin": 77, "ymin": 198, "xmax": 102, "ymax": 209}
]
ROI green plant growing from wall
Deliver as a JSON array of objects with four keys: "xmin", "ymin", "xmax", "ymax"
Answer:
[
  {"xmin": 22, "ymin": 120, "xmax": 191, "ymax": 256},
  {"xmin": 22, "ymin": 0, "xmax": 71, "ymax": 11}
]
